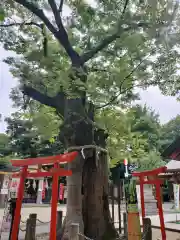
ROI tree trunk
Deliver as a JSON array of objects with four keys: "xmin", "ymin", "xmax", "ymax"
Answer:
[
  {"xmin": 83, "ymin": 152, "xmax": 118, "ymax": 239},
  {"xmin": 61, "ymin": 151, "xmax": 118, "ymax": 240},
  {"xmin": 59, "ymin": 98, "xmax": 118, "ymax": 239},
  {"xmin": 62, "ymin": 155, "xmax": 84, "ymax": 240}
]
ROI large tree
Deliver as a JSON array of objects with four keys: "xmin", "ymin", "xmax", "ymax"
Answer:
[
  {"xmin": 159, "ymin": 115, "xmax": 180, "ymax": 152},
  {"xmin": 1, "ymin": 0, "xmax": 180, "ymax": 239}
]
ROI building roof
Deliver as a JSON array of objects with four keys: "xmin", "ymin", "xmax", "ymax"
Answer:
[
  {"xmin": 161, "ymin": 137, "xmax": 180, "ymax": 159},
  {"xmin": 159, "ymin": 160, "xmax": 180, "ymax": 177},
  {"xmin": 166, "ymin": 160, "xmax": 180, "ymax": 170}
]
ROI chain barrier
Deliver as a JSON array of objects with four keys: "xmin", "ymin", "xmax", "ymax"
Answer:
[
  {"xmin": 36, "ymin": 219, "xmax": 51, "ymax": 224},
  {"xmin": 20, "ymin": 219, "xmax": 50, "ymax": 225},
  {"xmin": 78, "ymin": 232, "xmax": 128, "ymax": 240},
  {"xmin": 78, "ymin": 232, "xmax": 94, "ymax": 240},
  {"xmin": 20, "ymin": 219, "xmax": 27, "ymax": 224},
  {"xmin": 19, "ymin": 226, "xmax": 26, "ymax": 232}
]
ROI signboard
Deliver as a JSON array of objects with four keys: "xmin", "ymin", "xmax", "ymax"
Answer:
[
  {"xmin": 129, "ymin": 164, "xmax": 138, "ymax": 173},
  {"xmin": 0, "ymin": 175, "xmax": 10, "ymax": 195},
  {"xmin": 173, "ymin": 184, "xmax": 179, "ymax": 210},
  {"xmin": 1, "ymin": 214, "xmax": 11, "ymax": 233},
  {"xmin": 42, "ymin": 181, "xmax": 46, "ymax": 199},
  {"xmin": 59, "ymin": 183, "xmax": 64, "ymax": 201},
  {"xmin": 10, "ymin": 178, "xmax": 20, "ymax": 198},
  {"xmin": 136, "ymin": 185, "xmax": 141, "ymax": 209},
  {"xmin": 1, "ymin": 189, "xmax": 8, "ymax": 195},
  {"xmin": 0, "ymin": 177, "xmax": 12, "ymax": 239}
]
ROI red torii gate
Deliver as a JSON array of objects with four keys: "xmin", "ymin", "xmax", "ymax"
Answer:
[
  {"xmin": 132, "ymin": 166, "xmax": 167, "ymax": 240},
  {"xmin": 10, "ymin": 151, "xmax": 78, "ymax": 240}
]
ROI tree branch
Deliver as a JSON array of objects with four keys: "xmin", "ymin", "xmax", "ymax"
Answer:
[
  {"xmin": 81, "ymin": 22, "xmax": 151, "ymax": 63},
  {"xmin": 121, "ymin": 0, "xmax": 130, "ymax": 17},
  {"xmin": 22, "ymin": 85, "xmax": 65, "ymax": 116},
  {"xmin": 88, "ymin": 67, "xmax": 108, "ymax": 73},
  {"xmin": 0, "ymin": 21, "xmax": 42, "ymax": 29},
  {"xmin": 96, "ymin": 56, "xmax": 148, "ymax": 109},
  {"xmin": 14, "ymin": 0, "xmax": 81, "ymax": 65},
  {"xmin": 81, "ymin": 31, "xmax": 119, "ymax": 63},
  {"xmin": 59, "ymin": 0, "xmax": 64, "ymax": 13},
  {"xmin": 14, "ymin": 0, "xmax": 58, "ymax": 39},
  {"xmin": 22, "ymin": 86, "xmax": 57, "ymax": 108},
  {"xmin": 47, "ymin": 0, "xmax": 82, "ymax": 65},
  {"xmin": 48, "ymin": 0, "xmax": 61, "ymax": 28}
]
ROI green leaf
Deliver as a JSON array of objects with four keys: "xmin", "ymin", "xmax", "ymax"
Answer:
[
  {"xmin": 0, "ymin": 8, "xmax": 5, "ymax": 21},
  {"xmin": 49, "ymin": 137, "xmax": 55, "ymax": 144}
]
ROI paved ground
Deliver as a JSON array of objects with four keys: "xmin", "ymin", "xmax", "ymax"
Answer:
[
  {"xmin": 152, "ymin": 229, "xmax": 180, "ymax": 240},
  {"xmin": 0, "ymin": 205, "xmax": 66, "ymax": 239},
  {"xmin": 0, "ymin": 203, "xmax": 180, "ymax": 239}
]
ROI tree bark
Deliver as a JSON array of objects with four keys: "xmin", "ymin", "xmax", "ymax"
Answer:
[
  {"xmin": 83, "ymin": 152, "xmax": 118, "ymax": 239},
  {"xmin": 61, "ymin": 152, "xmax": 118, "ymax": 240},
  {"xmin": 62, "ymin": 155, "xmax": 84, "ymax": 240},
  {"xmin": 57, "ymin": 95, "xmax": 118, "ymax": 240}
]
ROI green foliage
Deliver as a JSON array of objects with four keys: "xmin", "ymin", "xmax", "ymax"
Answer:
[
  {"xmin": 5, "ymin": 108, "xmax": 63, "ymax": 158},
  {"xmin": 96, "ymin": 104, "xmax": 162, "ymax": 169},
  {"xmin": 30, "ymin": 105, "xmax": 62, "ymax": 141},
  {"xmin": 127, "ymin": 105, "xmax": 161, "ymax": 151},
  {"xmin": 0, "ymin": 133, "xmax": 12, "ymax": 164},
  {"xmin": 1, "ymin": 0, "xmax": 180, "ymax": 109},
  {"xmin": 136, "ymin": 151, "xmax": 166, "ymax": 171},
  {"xmin": 159, "ymin": 115, "xmax": 180, "ymax": 152},
  {"xmin": 0, "ymin": 155, "xmax": 11, "ymax": 164},
  {"xmin": 0, "ymin": 133, "xmax": 12, "ymax": 157},
  {"xmin": 0, "ymin": 0, "xmax": 179, "ymax": 171},
  {"xmin": 0, "ymin": 7, "xmax": 5, "ymax": 21}
]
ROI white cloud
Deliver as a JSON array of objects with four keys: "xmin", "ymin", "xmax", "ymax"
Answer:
[{"xmin": 137, "ymin": 86, "xmax": 180, "ymax": 123}]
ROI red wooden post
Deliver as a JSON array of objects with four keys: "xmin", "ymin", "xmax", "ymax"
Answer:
[
  {"xmin": 132, "ymin": 166, "xmax": 167, "ymax": 240},
  {"xmin": 156, "ymin": 183, "xmax": 166, "ymax": 240},
  {"xmin": 50, "ymin": 162, "xmax": 59, "ymax": 240},
  {"xmin": 11, "ymin": 166, "xmax": 28, "ymax": 240},
  {"xmin": 139, "ymin": 176, "xmax": 145, "ymax": 222},
  {"xmin": 10, "ymin": 152, "xmax": 77, "ymax": 240}
]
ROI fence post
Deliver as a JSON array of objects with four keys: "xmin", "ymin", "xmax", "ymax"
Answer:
[
  {"xmin": 111, "ymin": 184, "xmax": 115, "ymax": 222},
  {"xmin": 117, "ymin": 181, "xmax": 121, "ymax": 233},
  {"xmin": 123, "ymin": 212, "xmax": 127, "ymax": 238},
  {"xmin": 70, "ymin": 223, "xmax": 79, "ymax": 240},
  {"xmin": 143, "ymin": 218, "xmax": 152, "ymax": 240},
  {"xmin": 25, "ymin": 213, "xmax": 37, "ymax": 240},
  {"xmin": 57, "ymin": 210, "xmax": 63, "ymax": 229},
  {"xmin": 56, "ymin": 210, "xmax": 63, "ymax": 239}
]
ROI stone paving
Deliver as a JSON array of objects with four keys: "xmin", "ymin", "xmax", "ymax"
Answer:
[
  {"xmin": 0, "ymin": 204, "xmax": 66, "ymax": 239},
  {"xmin": 152, "ymin": 229, "xmax": 180, "ymax": 240},
  {"xmin": 0, "ymin": 203, "xmax": 180, "ymax": 239}
]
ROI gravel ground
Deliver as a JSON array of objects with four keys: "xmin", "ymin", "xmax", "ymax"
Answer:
[{"xmin": 152, "ymin": 229, "xmax": 180, "ymax": 240}]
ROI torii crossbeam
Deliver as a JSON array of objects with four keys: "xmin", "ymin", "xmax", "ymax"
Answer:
[{"xmin": 10, "ymin": 151, "xmax": 78, "ymax": 240}]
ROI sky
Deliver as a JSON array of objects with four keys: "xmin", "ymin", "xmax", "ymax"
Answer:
[{"xmin": 0, "ymin": 46, "xmax": 180, "ymax": 133}]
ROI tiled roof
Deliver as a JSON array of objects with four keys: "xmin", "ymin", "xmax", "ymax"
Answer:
[{"xmin": 161, "ymin": 137, "xmax": 180, "ymax": 158}]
